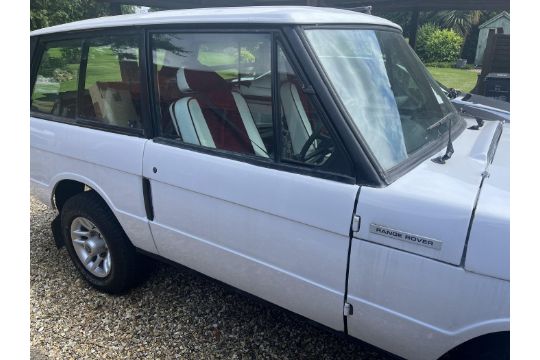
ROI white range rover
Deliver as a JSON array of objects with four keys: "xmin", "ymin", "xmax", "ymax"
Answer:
[{"xmin": 30, "ymin": 7, "xmax": 509, "ymax": 360}]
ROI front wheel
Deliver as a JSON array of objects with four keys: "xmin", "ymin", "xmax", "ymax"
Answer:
[{"xmin": 61, "ymin": 191, "xmax": 145, "ymax": 294}]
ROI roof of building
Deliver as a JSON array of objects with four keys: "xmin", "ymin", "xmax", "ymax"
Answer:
[
  {"xmin": 31, "ymin": 6, "xmax": 401, "ymax": 36},
  {"xmin": 479, "ymin": 11, "xmax": 510, "ymax": 29}
]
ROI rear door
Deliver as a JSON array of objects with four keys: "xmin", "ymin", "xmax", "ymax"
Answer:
[
  {"xmin": 30, "ymin": 31, "xmax": 157, "ymax": 254},
  {"xmin": 142, "ymin": 30, "xmax": 359, "ymax": 330}
]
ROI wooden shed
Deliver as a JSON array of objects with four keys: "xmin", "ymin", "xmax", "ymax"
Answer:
[{"xmin": 475, "ymin": 11, "xmax": 510, "ymax": 66}]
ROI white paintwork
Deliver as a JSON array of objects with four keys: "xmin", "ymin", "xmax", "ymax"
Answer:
[
  {"xmin": 30, "ymin": 117, "xmax": 158, "ymax": 254},
  {"xmin": 143, "ymin": 141, "xmax": 358, "ymax": 330},
  {"xmin": 346, "ymin": 240, "xmax": 509, "ymax": 360},
  {"xmin": 354, "ymin": 119, "xmax": 501, "ymax": 265},
  {"xmin": 30, "ymin": 13, "xmax": 510, "ymax": 360},
  {"xmin": 30, "ymin": 6, "xmax": 400, "ymax": 37},
  {"xmin": 347, "ymin": 119, "xmax": 509, "ymax": 359},
  {"xmin": 452, "ymin": 95, "xmax": 510, "ymax": 122},
  {"xmin": 465, "ymin": 123, "xmax": 510, "ymax": 280}
]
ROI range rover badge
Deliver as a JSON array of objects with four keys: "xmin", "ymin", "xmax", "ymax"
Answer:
[{"xmin": 369, "ymin": 224, "xmax": 443, "ymax": 250}]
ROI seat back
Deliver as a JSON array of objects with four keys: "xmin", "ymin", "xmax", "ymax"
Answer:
[
  {"xmin": 280, "ymin": 81, "xmax": 314, "ymax": 155},
  {"xmin": 170, "ymin": 68, "xmax": 268, "ymax": 157},
  {"xmin": 88, "ymin": 82, "xmax": 138, "ymax": 128}
]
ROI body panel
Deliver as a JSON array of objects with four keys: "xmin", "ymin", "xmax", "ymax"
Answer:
[
  {"xmin": 30, "ymin": 6, "xmax": 400, "ymax": 37},
  {"xmin": 30, "ymin": 117, "xmax": 157, "ymax": 253},
  {"xmin": 465, "ymin": 124, "xmax": 510, "ymax": 280},
  {"xmin": 452, "ymin": 94, "xmax": 510, "ymax": 122},
  {"xmin": 438, "ymin": 82, "xmax": 510, "ymax": 122},
  {"xmin": 354, "ymin": 120, "xmax": 501, "ymax": 265},
  {"xmin": 346, "ymin": 240, "xmax": 509, "ymax": 360},
  {"xmin": 143, "ymin": 141, "xmax": 358, "ymax": 330},
  {"xmin": 346, "ymin": 119, "xmax": 509, "ymax": 358}
]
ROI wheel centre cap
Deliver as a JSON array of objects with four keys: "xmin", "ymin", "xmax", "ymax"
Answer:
[{"xmin": 86, "ymin": 238, "xmax": 106, "ymax": 256}]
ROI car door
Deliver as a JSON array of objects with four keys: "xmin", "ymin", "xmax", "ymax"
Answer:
[
  {"xmin": 30, "ymin": 32, "xmax": 157, "ymax": 254},
  {"xmin": 142, "ymin": 30, "xmax": 359, "ymax": 330}
]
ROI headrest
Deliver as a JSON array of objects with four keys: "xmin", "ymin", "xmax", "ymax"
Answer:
[{"xmin": 176, "ymin": 67, "xmax": 229, "ymax": 93}]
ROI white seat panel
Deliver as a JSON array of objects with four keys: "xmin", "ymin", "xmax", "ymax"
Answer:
[{"xmin": 170, "ymin": 97, "xmax": 215, "ymax": 148}]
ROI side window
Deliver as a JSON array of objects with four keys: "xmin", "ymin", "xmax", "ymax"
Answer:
[
  {"xmin": 79, "ymin": 35, "xmax": 142, "ymax": 129},
  {"xmin": 277, "ymin": 45, "xmax": 351, "ymax": 175},
  {"xmin": 31, "ymin": 40, "xmax": 81, "ymax": 118},
  {"xmin": 152, "ymin": 33, "xmax": 273, "ymax": 158}
]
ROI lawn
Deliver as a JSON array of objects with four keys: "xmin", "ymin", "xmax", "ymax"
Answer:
[{"xmin": 427, "ymin": 67, "xmax": 478, "ymax": 93}]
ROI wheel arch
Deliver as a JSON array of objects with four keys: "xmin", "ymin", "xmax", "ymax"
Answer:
[
  {"xmin": 50, "ymin": 173, "xmax": 117, "ymax": 214},
  {"xmin": 440, "ymin": 330, "xmax": 509, "ymax": 359},
  {"xmin": 432, "ymin": 319, "xmax": 510, "ymax": 359}
]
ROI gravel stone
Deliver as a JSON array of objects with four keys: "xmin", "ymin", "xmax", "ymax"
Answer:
[{"xmin": 30, "ymin": 196, "xmax": 393, "ymax": 359}]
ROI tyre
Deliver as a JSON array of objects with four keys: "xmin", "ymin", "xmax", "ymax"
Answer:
[
  {"xmin": 60, "ymin": 190, "xmax": 145, "ymax": 294},
  {"xmin": 442, "ymin": 332, "xmax": 509, "ymax": 360}
]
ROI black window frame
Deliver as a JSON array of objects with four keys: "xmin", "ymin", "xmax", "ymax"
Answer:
[
  {"xmin": 30, "ymin": 28, "xmax": 152, "ymax": 139},
  {"xmin": 146, "ymin": 25, "xmax": 357, "ymax": 184},
  {"xmin": 30, "ymin": 36, "xmax": 38, "ymax": 98}
]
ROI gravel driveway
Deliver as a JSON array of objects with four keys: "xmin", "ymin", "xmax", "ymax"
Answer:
[{"xmin": 30, "ymin": 196, "xmax": 393, "ymax": 359}]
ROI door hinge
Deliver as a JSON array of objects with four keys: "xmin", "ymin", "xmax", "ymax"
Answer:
[
  {"xmin": 344, "ymin": 302, "xmax": 353, "ymax": 316},
  {"xmin": 351, "ymin": 215, "xmax": 361, "ymax": 234}
]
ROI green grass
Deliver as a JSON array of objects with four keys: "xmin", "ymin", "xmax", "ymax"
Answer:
[
  {"xmin": 427, "ymin": 67, "xmax": 478, "ymax": 93},
  {"xmin": 32, "ymin": 46, "xmax": 133, "ymax": 112},
  {"xmin": 85, "ymin": 47, "xmax": 125, "ymax": 86}
]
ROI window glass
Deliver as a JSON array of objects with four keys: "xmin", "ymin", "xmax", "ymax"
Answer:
[
  {"xmin": 152, "ymin": 33, "xmax": 272, "ymax": 158},
  {"xmin": 305, "ymin": 29, "xmax": 458, "ymax": 170},
  {"xmin": 80, "ymin": 35, "xmax": 142, "ymax": 129},
  {"xmin": 278, "ymin": 45, "xmax": 350, "ymax": 175},
  {"xmin": 31, "ymin": 40, "xmax": 81, "ymax": 118}
]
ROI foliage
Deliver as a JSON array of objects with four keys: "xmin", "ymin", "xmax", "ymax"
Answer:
[
  {"xmin": 240, "ymin": 48, "xmax": 256, "ymax": 63},
  {"xmin": 30, "ymin": 0, "xmax": 135, "ymax": 31},
  {"xmin": 424, "ymin": 62, "xmax": 474, "ymax": 70},
  {"xmin": 431, "ymin": 10, "xmax": 481, "ymax": 37},
  {"xmin": 375, "ymin": 9, "xmax": 501, "ymax": 61},
  {"xmin": 415, "ymin": 23, "xmax": 439, "ymax": 62},
  {"xmin": 417, "ymin": 26, "xmax": 464, "ymax": 63}
]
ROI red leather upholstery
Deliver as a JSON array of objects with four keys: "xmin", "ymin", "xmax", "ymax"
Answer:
[
  {"xmin": 175, "ymin": 67, "xmax": 255, "ymax": 155},
  {"xmin": 157, "ymin": 65, "xmax": 182, "ymax": 136}
]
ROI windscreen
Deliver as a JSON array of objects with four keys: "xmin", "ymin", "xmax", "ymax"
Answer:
[{"xmin": 305, "ymin": 29, "xmax": 459, "ymax": 170}]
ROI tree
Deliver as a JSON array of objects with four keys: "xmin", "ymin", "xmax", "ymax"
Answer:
[
  {"xmin": 30, "ymin": 0, "xmax": 135, "ymax": 31},
  {"xmin": 432, "ymin": 10, "xmax": 482, "ymax": 37}
]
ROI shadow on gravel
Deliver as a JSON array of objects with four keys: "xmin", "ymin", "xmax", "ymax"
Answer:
[{"xmin": 30, "ymin": 197, "xmax": 393, "ymax": 359}]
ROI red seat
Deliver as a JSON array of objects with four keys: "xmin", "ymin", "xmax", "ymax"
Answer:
[{"xmin": 169, "ymin": 67, "xmax": 268, "ymax": 157}]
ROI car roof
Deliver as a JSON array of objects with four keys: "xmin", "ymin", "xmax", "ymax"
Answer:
[{"xmin": 30, "ymin": 6, "xmax": 401, "ymax": 36}]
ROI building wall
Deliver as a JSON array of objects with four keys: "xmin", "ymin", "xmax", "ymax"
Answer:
[{"xmin": 475, "ymin": 16, "xmax": 510, "ymax": 66}]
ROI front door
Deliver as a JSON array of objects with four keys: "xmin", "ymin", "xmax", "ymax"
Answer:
[{"xmin": 142, "ymin": 30, "xmax": 358, "ymax": 330}]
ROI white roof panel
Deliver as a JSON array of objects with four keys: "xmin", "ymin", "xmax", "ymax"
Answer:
[{"xmin": 30, "ymin": 6, "xmax": 401, "ymax": 36}]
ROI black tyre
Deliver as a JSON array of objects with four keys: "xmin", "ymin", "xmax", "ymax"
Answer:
[
  {"xmin": 442, "ymin": 332, "xmax": 509, "ymax": 360},
  {"xmin": 60, "ymin": 191, "xmax": 145, "ymax": 294}
]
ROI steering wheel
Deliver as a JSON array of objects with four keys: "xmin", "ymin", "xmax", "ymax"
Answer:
[{"xmin": 298, "ymin": 126, "xmax": 334, "ymax": 164}]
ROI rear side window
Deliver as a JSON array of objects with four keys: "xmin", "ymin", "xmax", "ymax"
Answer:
[
  {"xmin": 79, "ymin": 35, "xmax": 143, "ymax": 129},
  {"xmin": 31, "ymin": 40, "xmax": 81, "ymax": 118}
]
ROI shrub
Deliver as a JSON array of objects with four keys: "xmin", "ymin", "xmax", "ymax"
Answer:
[
  {"xmin": 415, "ymin": 23, "xmax": 439, "ymax": 61},
  {"xmin": 424, "ymin": 61, "xmax": 475, "ymax": 69},
  {"xmin": 423, "ymin": 29, "xmax": 464, "ymax": 63}
]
